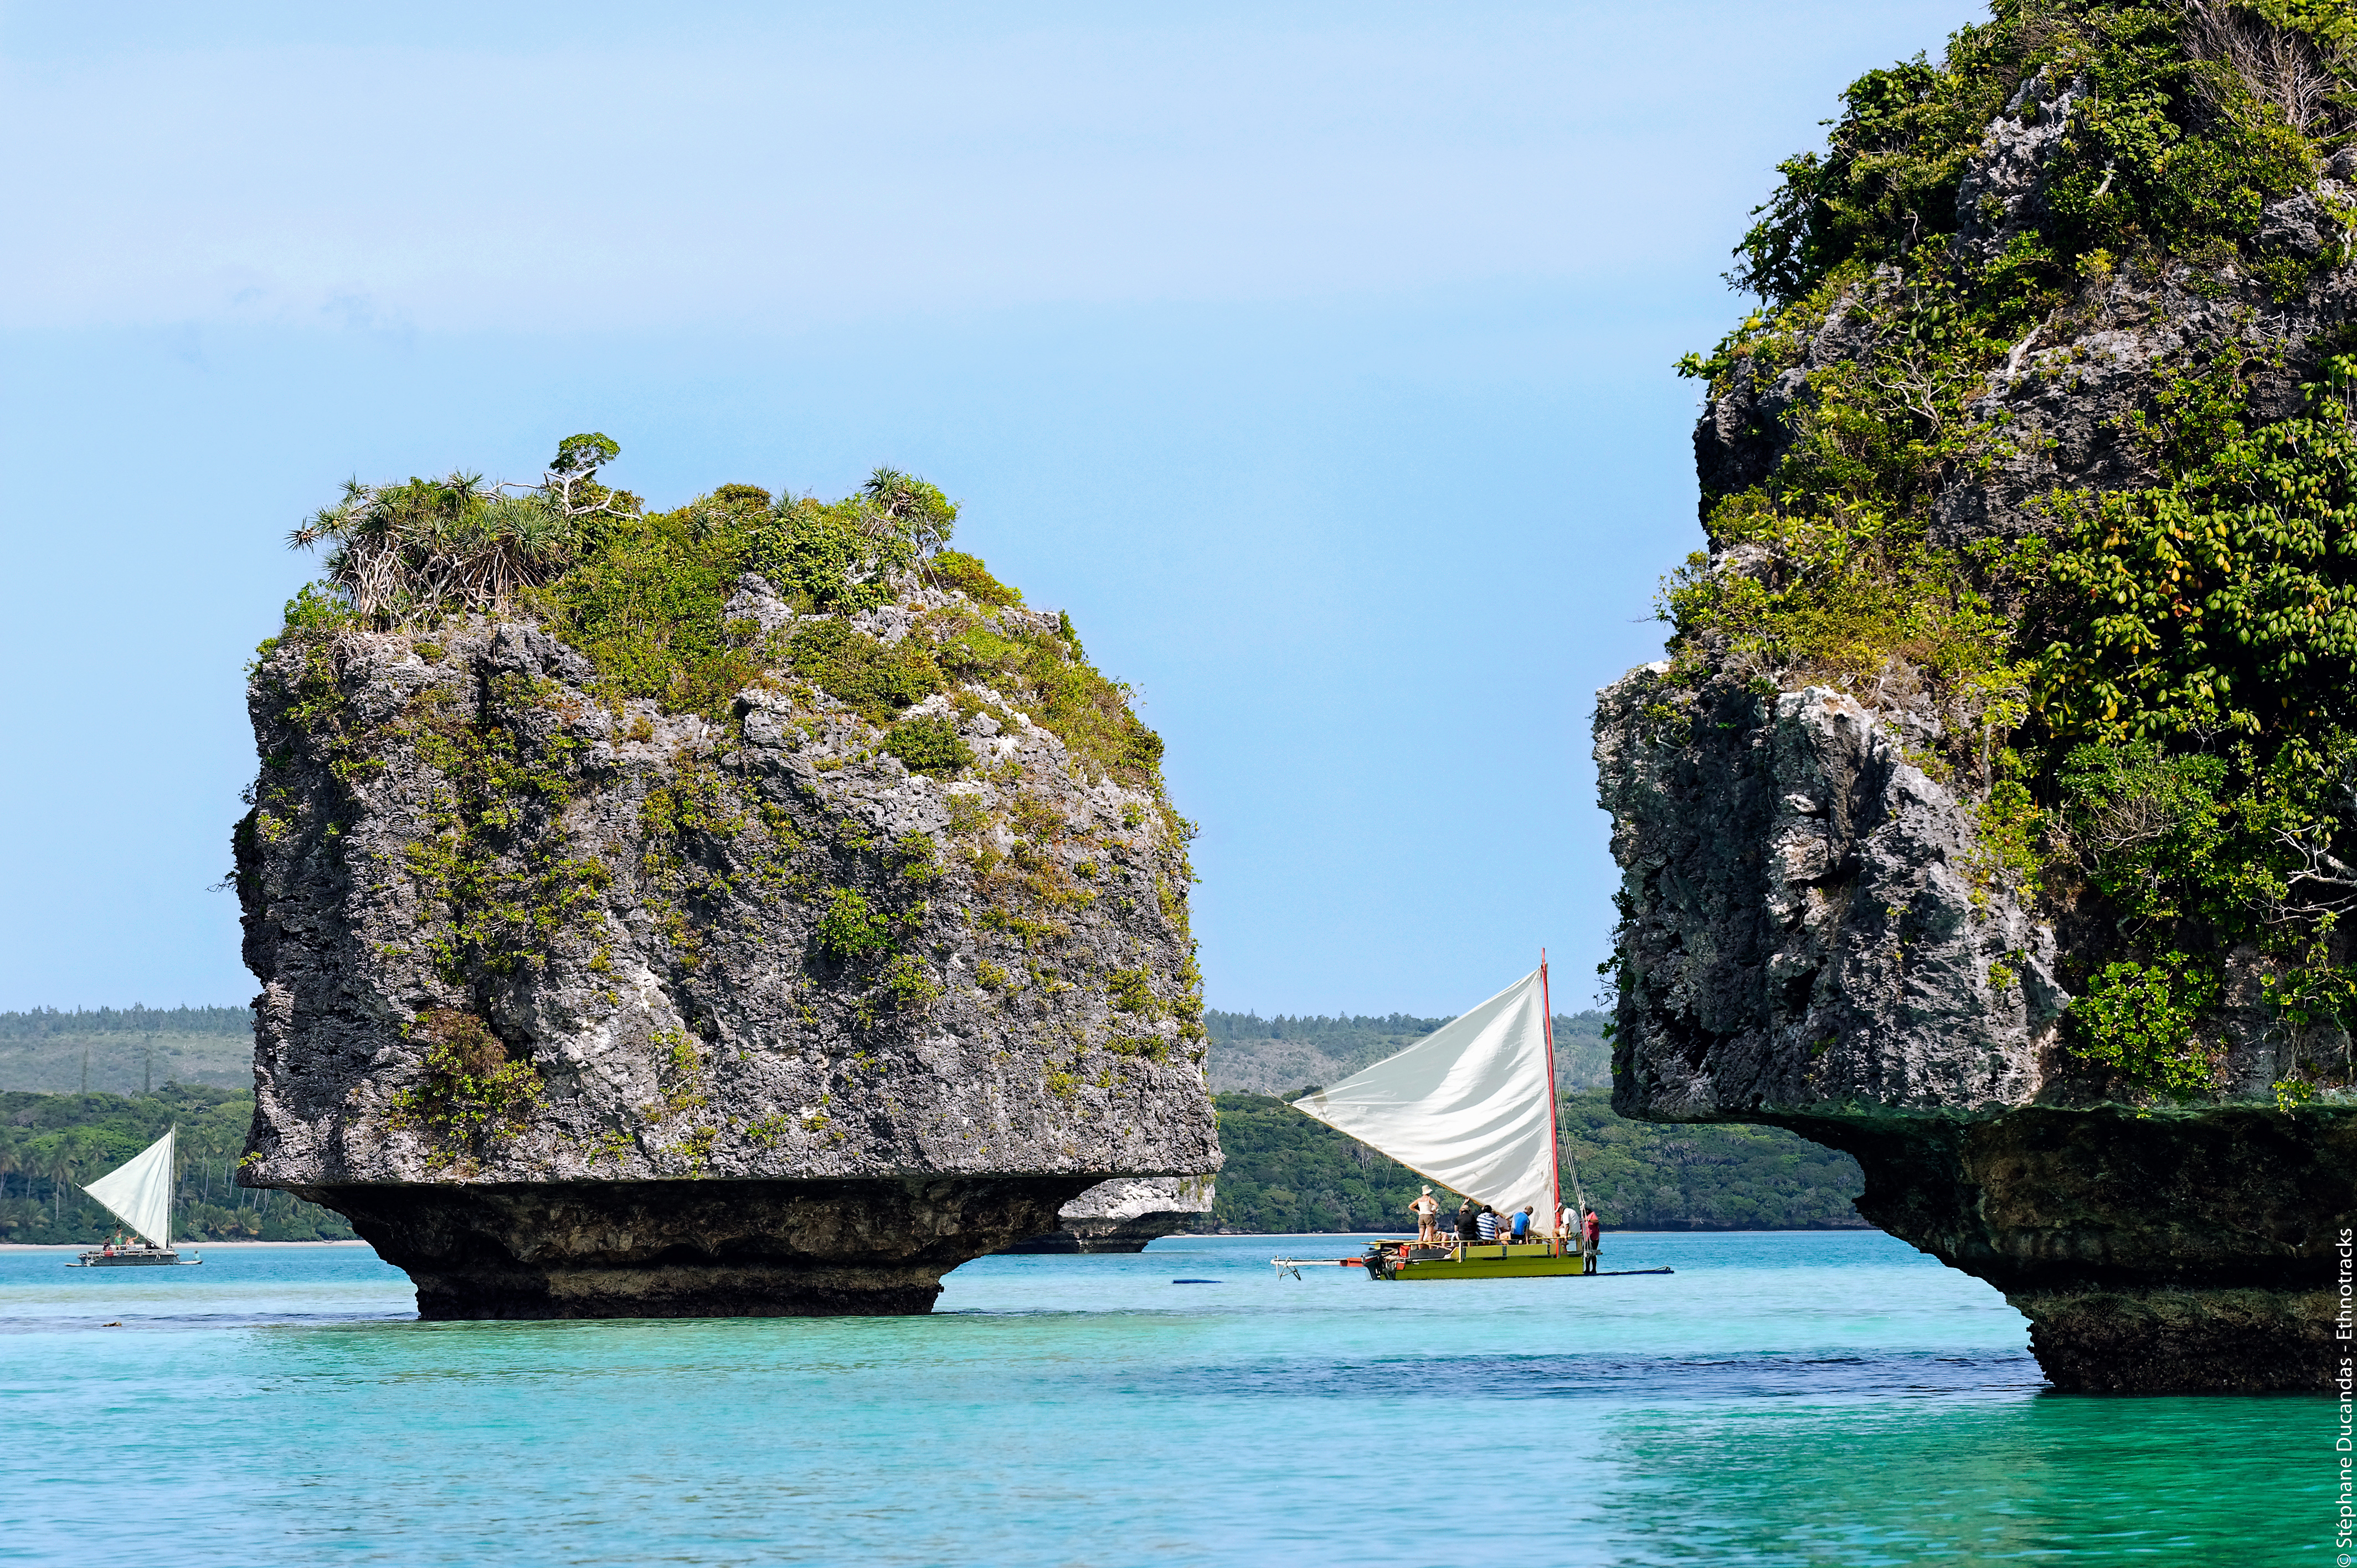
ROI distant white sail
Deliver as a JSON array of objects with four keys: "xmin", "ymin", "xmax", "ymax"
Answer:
[
  {"xmin": 1291, "ymin": 970, "xmax": 1558, "ymax": 1226},
  {"xmin": 81, "ymin": 1126, "xmax": 174, "ymax": 1248}
]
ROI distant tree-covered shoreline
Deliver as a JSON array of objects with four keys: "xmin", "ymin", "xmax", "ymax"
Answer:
[
  {"xmin": 0, "ymin": 1005, "xmax": 252, "ymax": 1038},
  {"xmin": 1, "ymin": 1007, "xmax": 1867, "ymax": 1240},
  {"xmin": 0, "ymin": 1086, "xmax": 353, "ymax": 1244}
]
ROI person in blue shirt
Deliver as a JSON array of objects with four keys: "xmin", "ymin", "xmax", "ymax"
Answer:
[{"xmin": 1510, "ymin": 1205, "xmax": 1533, "ymax": 1242}]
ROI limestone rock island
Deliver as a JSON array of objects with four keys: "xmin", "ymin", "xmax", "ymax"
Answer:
[
  {"xmin": 1597, "ymin": 3, "xmax": 2357, "ymax": 1391},
  {"xmin": 234, "ymin": 447, "xmax": 1219, "ymax": 1316}
]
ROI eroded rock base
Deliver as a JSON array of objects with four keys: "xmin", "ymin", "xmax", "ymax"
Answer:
[
  {"xmin": 1771, "ymin": 1105, "xmax": 2356, "ymax": 1393},
  {"xmin": 2018, "ymin": 1287, "xmax": 2338, "ymax": 1393},
  {"xmin": 1001, "ymin": 1215, "xmax": 1186, "ymax": 1254},
  {"xmin": 298, "ymin": 1175, "xmax": 1097, "ymax": 1318},
  {"xmin": 997, "ymin": 1175, "xmax": 1212, "ymax": 1254}
]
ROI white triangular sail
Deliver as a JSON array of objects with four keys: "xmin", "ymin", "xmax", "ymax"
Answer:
[
  {"xmin": 81, "ymin": 1126, "xmax": 174, "ymax": 1248},
  {"xmin": 1291, "ymin": 969, "xmax": 1559, "ymax": 1229}
]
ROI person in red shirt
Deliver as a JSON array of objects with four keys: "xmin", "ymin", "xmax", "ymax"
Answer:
[{"xmin": 1581, "ymin": 1208, "xmax": 1602, "ymax": 1267}]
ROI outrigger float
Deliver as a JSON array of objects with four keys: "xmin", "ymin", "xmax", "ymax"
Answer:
[
  {"xmin": 69, "ymin": 1126, "xmax": 200, "ymax": 1268},
  {"xmin": 1270, "ymin": 957, "xmax": 1670, "ymax": 1286}
]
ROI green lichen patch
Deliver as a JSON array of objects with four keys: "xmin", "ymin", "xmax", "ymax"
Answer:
[
  {"xmin": 388, "ymin": 1009, "xmax": 544, "ymax": 1147},
  {"xmin": 882, "ymin": 715, "xmax": 972, "ymax": 777},
  {"xmin": 401, "ymin": 672, "xmax": 612, "ymax": 984}
]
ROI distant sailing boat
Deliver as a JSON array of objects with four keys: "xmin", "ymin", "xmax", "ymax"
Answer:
[
  {"xmin": 1275, "ymin": 958, "xmax": 1653, "ymax": 1282},
  {"xmin": 70, "ymin": 1127, "xmax": 200, "ymax": 1267}
]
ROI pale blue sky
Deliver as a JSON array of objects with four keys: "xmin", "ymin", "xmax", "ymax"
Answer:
[{"xmin": 0, "ymin": 1, "xmax": 1969, "ymax": 1014}]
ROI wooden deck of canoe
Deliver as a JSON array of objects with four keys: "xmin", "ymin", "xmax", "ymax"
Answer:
[
  {"xmin": 1271, "ymin": 1239, "xmax": 1611, "ymax": 1280},
  {"xmin": 1383, "ymin": 1242, "xmax": 1587, "ymax": 1279}
]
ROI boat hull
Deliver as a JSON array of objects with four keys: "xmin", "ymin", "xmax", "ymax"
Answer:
[
  {"xmin": 1364, "ymin": 1241, "xmax": 1589, "ymax": 1281},
  {"xmin": 73, "ymin": 1248, "xmax": 196, "ymax": 1267},
  {"xmin": 1394, "ymin": 1251, "xmax": 1587, "ymax": 1280}
]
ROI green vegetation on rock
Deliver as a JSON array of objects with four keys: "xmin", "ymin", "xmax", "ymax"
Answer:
[
  {"xmin": 272, "ymin": 437, "xmax": 1166, "ymax": 788},
  {"xmin": 2065, "ymin": 955, "xmax": 2224, "ymax": 1090},
  {"xmin": 387, "ymin": 1009, "xmax": 545, "ymax": 1148},
  {"xmin": 1660, "ymin": 0, "xmax": 2357, "ymax": 1102}
]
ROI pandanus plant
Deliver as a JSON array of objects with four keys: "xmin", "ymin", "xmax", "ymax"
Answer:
[{"xmin": 288, "ymin": 434, "xmax": 632, "ymax": 624}]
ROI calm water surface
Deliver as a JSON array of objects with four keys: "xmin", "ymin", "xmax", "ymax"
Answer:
[{"xmin": 0, "ymin": 1231, "xmax": 2315, "ymax": 1565}]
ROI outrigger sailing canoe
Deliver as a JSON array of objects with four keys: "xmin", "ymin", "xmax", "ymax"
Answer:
[
  {"xmin": 69, "ymin": 1126, "xmax": 200, "ymax": 1267},
  {"xmin": 1274, "ymin": 957, "xmax": 1641, "ymax": 1283}
]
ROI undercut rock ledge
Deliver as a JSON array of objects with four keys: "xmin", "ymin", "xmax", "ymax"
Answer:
[
  {"xmin": 997, "ymin": 1175, "xmax": 1215, "ymax": 1254},
  {"xmin": 309, "ymin": 1177, "xmax": 1093, "ymax": 1318}
]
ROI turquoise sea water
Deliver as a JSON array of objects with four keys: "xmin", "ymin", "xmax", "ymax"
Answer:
[{"xmin": 0, "ymin": 1230, "xmax": 2316, "ymax": 1566}]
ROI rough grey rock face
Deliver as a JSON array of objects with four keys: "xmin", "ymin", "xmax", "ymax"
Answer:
[
  {"xmin": 1613, "ymin": 75, "xmax": 2357, "ymax": 1392},
  {"xmin": 1598, "ymin": 671, "xmax": 2348, "ymax": 1391},
  {"xmin": 999, "ymin": 1175, "xmax": 1215, "ymax": 1254},
  {"xmin": 236, "ymin": 575, "xmax": 1218, "ymax": 1316},
  {"xmin": 1951, "ymin": 73, "xmax": 2083, "ymax": 272},
  {"xmin": 1597, "ymin": 673, "xmax": 2064, "ymax": 1122}
]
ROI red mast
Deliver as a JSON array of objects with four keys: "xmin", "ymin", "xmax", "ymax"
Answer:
[{"xmin": 1540, "ymin": 949, "xmax": 1562, "ymax": 1240}]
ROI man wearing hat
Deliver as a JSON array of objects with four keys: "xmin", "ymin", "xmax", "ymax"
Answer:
[{"xmin": 1409, "ymin": 1185, "xmax": 1440, "ymax": 1246}]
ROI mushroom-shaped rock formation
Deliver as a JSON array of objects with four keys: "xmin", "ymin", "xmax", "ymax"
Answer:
[
  {"xmin": 1598, "ymin": 8, "xmax": 2357, "ymax": 1392},
  {"xmin": 235, "ymin": 456, "xmax": 1218, "ymax": 1317}
]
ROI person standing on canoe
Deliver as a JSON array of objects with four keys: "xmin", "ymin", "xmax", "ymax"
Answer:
[
  {"xmin": 1581, "ymin": 1207, "xmax": 1602, "ymax": 1266},
  {"xmin": 1410, "ymin": 1186, "xmax": 1440, "ymax": 1245}
]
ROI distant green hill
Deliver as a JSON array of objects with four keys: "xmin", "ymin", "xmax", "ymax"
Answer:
[
  {"xmin": 0, "ymin": 1006, "xmax": 254, "ymax": 1094},
  {"xmin": 11, "ymin": 1002, "xmax": 1619, "ymax": 1098},
  {"xmin": 0, "ymin": 1085, "xmax": 353, "ymax": 1244},
  {"xmin": 1193, "ymin": 1090, "xmax": 1868, "ymax": 1234},
  {"xmin": 1206, "ymin": 1009, "xmax": 1612, "ymax": 1095}
]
